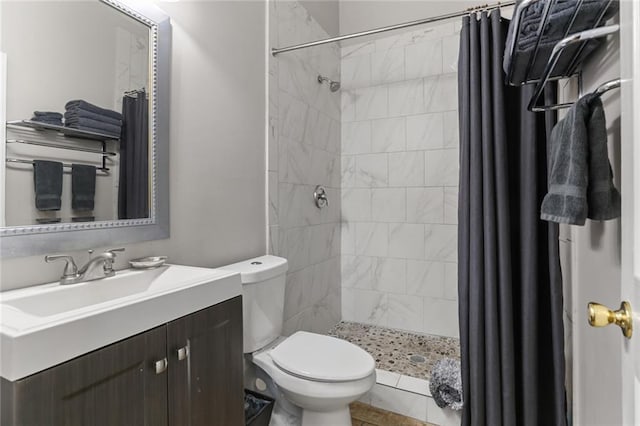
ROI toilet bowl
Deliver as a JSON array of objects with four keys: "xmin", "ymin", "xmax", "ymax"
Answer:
[{"xmin": 220, "ymin": 256, "xmax": 376, "ymax": 426}]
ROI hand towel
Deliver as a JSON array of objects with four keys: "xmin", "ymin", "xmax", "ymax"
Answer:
[
  {"xmin": 540, "ymin": 93, "xmax": 620, "ymax": 224},
  {"xmin": 64, "ymin": 100, "xmax": 123, "ymax": 121},
  {"xmin": 71, "ymin": 164, "xmax": 97, "ymax": 211},
  {"xmin": 429, "ymin": 358, "xmax": 463, "ymax": 410},
  {"xmin": 33, "ymin": 160, "xmax": 63, "ymax": 211},
  {"xmin": 64, "ymin": 116, "xmax": 122, "ymax": 135},
  {"xmin": 586, "ymin": 96, "xmax": 621, "ymax": 220}
]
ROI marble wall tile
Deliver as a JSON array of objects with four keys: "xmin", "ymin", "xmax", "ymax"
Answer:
[
  {"xmin": 372, "ymin": 117, "xmax": 406, "ymax": 153},
  {"xmin": 371, "ymin": 48, "xmax": 405, "ymax": 85},
  {"xmin": 372, "ymin": 257, "xmax": 407, "ymax": 293},
  {"xmin": 279, "ymin": 90, "xmax": 309, "ymax": 141},
  {"xmin": 424, "ymin": 224, "xmax": 457, "ymax": 262},
  {"xmin": 342, "ymin": 90, "xmax": 357, "ymax": 122},
  {"xmin": 406, "ymin": 113, "xmax": 444, "ymax": 151},
  {"xmin": 342, "ymin": 255, "xmax": 374, "ymax": 289},
  {"xmin": 309, "ymin": 223, "xmax": 339, "ymax": 265},
  {"xmin": 355, "ymin": 222, "xmax": 389, "ymax": 257},
  {"xmin": 269, "ymin": 225, "xmax": 279, "ymax": 255},
  {"xmin": 341, "ymin": 40, "xmax": 375, "ymax": 59},
  {"xmin": 405, "ymin": 39, "xmax": 443, "ymax": 80},
  {"xmin": 424, "ymin": 74, "xmax": 458, "ymax": 113},
  {"xmin": 387, "ymin": 294, "xmax": 424, "ymax": 331},
  {"xmin": 343, "ymin": 121, "xmax": 372, "ymax": 154},
  {"xmin": 355, "ymin": 86, "xmax": 389, "ymax": 120},
  {"xmin": 286, "ymin": 138, "xmax": 312, "ymax": 184},
  {"xmin": 304, "ymin": 107, "xmax": 332, "ymax": 151},
  {"xmin": 389, "ymin": 223, "xmax": 425, "ymax": 259},
  {"xmin": 372, "ymin": 188, "xmax": 406, "ymax": 222},
  {"xmin": 342, "ymin": 155, "xmax": 358, "ymax": 188},
  {"xmin": 355, "ymin": 290, "xmax": 389, "ymax": 325},
  {"xmin": 443, "ymin": 262, "xmax": 458, "ymax": 301},
  {"xmin": 441, "ymin": 34, "xmax": 461, "ymax": 74},
  {"xmin": 341, "ymin": 222, "xmax": 356, "ymax": 255},
  {"xmin": 356, "ymin": 154, "xmax": 389, "ymax": 187},
  {"xmin": 280, "ymin": 226, "xmax": 311, "ymax": 272},
  {"xmin": 407, "ymin": 260, "xmax": 445, "ymax": 298},
  {"xmin": 407, "ymin": 187, "xmax": 444, "ymax": 224},
  {"xmin": 338, "ymin": 16, "xmax": 460, "ymax": 336},
  {"xmin": 443, "ymin": 187, "xmax": 458, "ymax": 224},
  {"xmin": 423, "ymin": 297, "xmax": 459, "ymax": 338},
  {"xmin": 442, "ymin": 110, "xmax": 459, "ymax": 148},
  {"xmin": 389, "ymin": 152, "xmax": 424, "ymax": 187},
  {"xmin": 269, "ymin": 171, "xmax": 279, "ymax": 225},
  {"xmin": 284, "ymin": 267, "xmax": 314, "ymax": 320},
  {"xmin": 388, "ymin": 79, "xmax": 425, "ymax": 117},
  {"xmin": 425, "ymin": 149, "xmax": 459, "ymax": 186},
  {"xmin": 342, "ymin": 188, "xmax": 372, "ymax": 222}
]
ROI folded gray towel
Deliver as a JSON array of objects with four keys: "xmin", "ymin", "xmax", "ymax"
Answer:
[
  {"xmin": 33, "ymin": 111, "xmax": 63, "ymax": 119},
  {"xmin": 33, "ymin": 160, "xmax": 63, "ymax": 211},
  {"xmin": 64, "ymin": 109, "xmax": 122, "ymax": 127},
  {"xmin": 429, "ymin": 358, "xmax": 463, "ymax": 410},
  {"xmin": 71, "ymin": 164, "xmax": 96, "ymax": 211},
  {"xmin": 65, "ymin": 100, "xmax": 123, "ymax": 121},
  {"xmin": 65, "ymin": 117, "xmax": 121, "ymax": 137},
  {"xmin": 541, "ymin": 93, "xmax": 620, "ymax": 224}
]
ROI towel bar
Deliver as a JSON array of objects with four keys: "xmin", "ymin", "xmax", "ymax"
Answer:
[{"xmin": 5, "ymin": 158, "xmax": 110, "ymax": 174}]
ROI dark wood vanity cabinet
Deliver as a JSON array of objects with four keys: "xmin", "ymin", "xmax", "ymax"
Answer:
[{"xmin": 1, "ymin": 296, "xmax": 244, "ymax": 426}]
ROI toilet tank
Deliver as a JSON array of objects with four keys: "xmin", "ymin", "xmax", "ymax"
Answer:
[{"xmin": 219, "ymin": 255, "xmax": 288, "ymax": 353}]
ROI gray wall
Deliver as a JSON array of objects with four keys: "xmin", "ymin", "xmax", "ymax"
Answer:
[{"xmin": 1, "ymin": 1, "xmax": 266, "ymax": 291}]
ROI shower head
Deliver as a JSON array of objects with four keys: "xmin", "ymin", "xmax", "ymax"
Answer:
[{"xmin": 317, "ymin": 75, "xmax": 341, "ymax": 92}]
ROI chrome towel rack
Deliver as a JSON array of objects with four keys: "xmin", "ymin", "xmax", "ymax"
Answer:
[
  {"xmin": 505, "ymin": 0, "xmax": 619, "ymax": 111},
  {"xmin": 5, "ymin": 158, "xmax": 110, "ymax": 174},
  {"xmin": 7, "ymin": 139, "xmax": 117, "ymax": 156}
]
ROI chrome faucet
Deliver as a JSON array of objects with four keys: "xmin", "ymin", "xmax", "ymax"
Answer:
[{"xmin": 45, "ymin": 248, "xmax": 125, "ymax": 285}]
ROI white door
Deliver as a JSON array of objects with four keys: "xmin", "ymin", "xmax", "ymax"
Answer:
[{"xmin": 570, "ymin": 2, "xmax": 639, "ymax": 425}]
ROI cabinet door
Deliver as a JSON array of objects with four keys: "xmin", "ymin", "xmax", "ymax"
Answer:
[
  {"xmin": 167, "ymin": 296, "xmax": 244, "ymax": 426},
  {"xmin": 1, "ymin": 325, "xmax": 168, "ymax": 426}
]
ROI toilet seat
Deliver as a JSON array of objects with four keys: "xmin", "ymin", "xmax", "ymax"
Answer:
[{"xmin": 269, "ymin": 331, "xmax": 375, "ymax": 382}]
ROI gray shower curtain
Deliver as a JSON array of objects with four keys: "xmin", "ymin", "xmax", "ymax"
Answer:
[
  {"xmin": 457, "ymin": 11, "xmax": 566, "ymax": 426},
  {"xmin": 118, "ymin": 90, "xmax": 149, "ymax": 219}
]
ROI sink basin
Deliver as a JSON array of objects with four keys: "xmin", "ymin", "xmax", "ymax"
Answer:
[
  {"xmin": 4, "ymin": 266, "xmax": 168, "ymax": 317},
  {"xmin": 0, "ymin": 264, "xmax": 241, "ymax": 381}
]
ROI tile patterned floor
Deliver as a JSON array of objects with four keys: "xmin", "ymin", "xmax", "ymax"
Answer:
[
  {"xmin": 350, "ymin": 401, "xmax": 436, "ymax": 426},
  {"xmin": 328, "ymin": 321, "xmax": 460, "ymax": 381}
]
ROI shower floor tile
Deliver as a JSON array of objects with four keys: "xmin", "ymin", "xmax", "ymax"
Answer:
[{"xmin": 328, "ymin": 321, "xmax": 460, "ymax": 381}]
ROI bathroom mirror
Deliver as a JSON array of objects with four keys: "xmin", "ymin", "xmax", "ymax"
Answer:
[{"xmin": 0, "ymin": 0, "xmax": 170, "ymax": 257}]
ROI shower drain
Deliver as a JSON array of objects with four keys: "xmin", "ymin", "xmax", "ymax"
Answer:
[{"xmin": 409, "ymin": 355, "xmax": 427, "ymax": 363}]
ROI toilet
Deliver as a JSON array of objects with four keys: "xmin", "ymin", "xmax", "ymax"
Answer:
[{"xmin": 220, "ymin": 255, "xmax": 376, "ymax": 426}]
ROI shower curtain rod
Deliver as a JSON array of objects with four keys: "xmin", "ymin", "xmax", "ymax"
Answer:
[{"xmin": 271, "ymin": 0, "xmax": 516, "ymax": 56}]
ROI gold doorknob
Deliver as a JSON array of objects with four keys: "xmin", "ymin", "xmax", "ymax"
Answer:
[{"xmin": 587, "ymin": 301, "xmax": 633, "ymax": 339}]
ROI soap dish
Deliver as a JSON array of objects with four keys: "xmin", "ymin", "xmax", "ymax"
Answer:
[{"xmin": 129, "ymin": 256, "xmax": 168, "ymax": 269}]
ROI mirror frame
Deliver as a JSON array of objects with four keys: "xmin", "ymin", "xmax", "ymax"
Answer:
[{"xmin": 0, "ymin": 0, "xmax": 170, "ymax": 258}]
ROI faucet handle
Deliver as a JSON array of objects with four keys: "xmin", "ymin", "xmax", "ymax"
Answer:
[{"xmin": 45, "ymin": 255, "xmax": 79, "ymax": 277}]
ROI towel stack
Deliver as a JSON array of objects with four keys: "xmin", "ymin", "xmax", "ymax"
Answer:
[
  {"xmin": 504, "ymin": 0, "xmax": 619, "ymax": 84},
  {"xmin": 31, "ymin": 111, "xmax": 63, "ymax": 126},
  {"xmin": 64, "ymin": 100, "xmax": 123, "ymax": 139}
]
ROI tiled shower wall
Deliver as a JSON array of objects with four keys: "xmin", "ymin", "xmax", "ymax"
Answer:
[
  {"xmin": 340, "ymin": 22, "xmax": 461, "ymax": 338},
  {"xmin": 268, "ymin": 1, "xmax": 342, "ymax": 335}
]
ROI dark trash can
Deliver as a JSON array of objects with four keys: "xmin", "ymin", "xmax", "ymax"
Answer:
[{"xmin": 245, "ymin": 389, "xmax": 275, "ymax": 426}]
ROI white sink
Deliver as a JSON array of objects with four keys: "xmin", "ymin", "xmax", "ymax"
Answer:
[{"xmin": 0, "ymin": 264, "xmax": 241, "ymax": 381}]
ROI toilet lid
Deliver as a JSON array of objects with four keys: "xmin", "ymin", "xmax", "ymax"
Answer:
[{"xmin": 270, "ymin": 331, "xmax": 375, "ymax": 382}]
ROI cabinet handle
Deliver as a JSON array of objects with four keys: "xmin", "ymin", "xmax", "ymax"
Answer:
[
  {"xmin": 177, "ymin": 346, "xmax": 189, "ymax": 361},
  {"xmin": 155, "ymin": 358, "xmax": 168, "ymax": 374}
]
